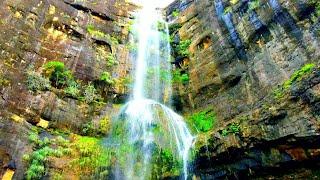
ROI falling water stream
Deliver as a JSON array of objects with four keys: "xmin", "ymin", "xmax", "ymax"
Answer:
[{"xmin": 109, "ymin": 1, "xmax": 194, "ymax": 179}]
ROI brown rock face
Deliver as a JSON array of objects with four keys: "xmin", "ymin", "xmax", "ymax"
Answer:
[
  {"xmin": 167, "ymin": 0, "xmax": 320, "ymax": 178},
  {"xmin": 0, "ymin": 0, "xmax": 135, "ymax": 178}
]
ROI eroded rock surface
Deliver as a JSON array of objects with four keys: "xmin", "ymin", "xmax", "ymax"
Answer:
[
  {"xmin": 0, "ymin": 0, "xmax": 135, "ymax": 178},
  {"xmin": 166, "ymin": 0, "xmax": 320, "ymax": 178}
]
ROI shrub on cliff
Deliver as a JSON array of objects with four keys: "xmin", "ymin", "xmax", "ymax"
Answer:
[
  {"xmin": 64, "ymin": 80, "xmax": 81, "ymax": 98},
  {"xmin": 43, "ymin": 61, "xmax": 73, "ymax": 88},
  {"xmin": 83, "ymin": 83, "xmax": 100, "ymax": 104},
  {"xmin": 172, "ymin": 70, "xmax": 189, "ymax": 85},
  {"xmin": 177, "ymin": 39, "xmax": 192, "ymax": 57},
  {"xmin": 274, "ymin": 63, "xmax": 316, "ymax": 99},
  {"xmin": 26, "ymin": 65, "xmax": 51, "ymax": 92},
  {"xmin": 100, "ymin": 72, "xmax": 114, "ymax": 84},
  {"xmin": 188, "ymin": 109, "xmax": 216, "ymax": 133}
]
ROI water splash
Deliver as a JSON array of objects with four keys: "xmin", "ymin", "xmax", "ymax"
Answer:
[{"xmin": 110, "ymin": 2, "xmax": 194, "ymax": 179}]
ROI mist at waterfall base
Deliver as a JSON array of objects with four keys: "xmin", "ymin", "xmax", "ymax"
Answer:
[{"xmin": 104, "ymin": 2, "xmax": 194, "ymax": 180}]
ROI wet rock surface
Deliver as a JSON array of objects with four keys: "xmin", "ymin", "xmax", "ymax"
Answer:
[{"xmin": 166, "ymin": 0, "xmax": 320, "ymax": 178}]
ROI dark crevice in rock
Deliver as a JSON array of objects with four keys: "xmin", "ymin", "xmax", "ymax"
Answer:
[
  {"xmin": 63, "ymin": 1, "xmax": 114, "ymax": 21},
  {"xmin": 194, "ymin": 135, "xmax": 320, "ymax": 179},
  {"xmin": 93, "ymin": 39, "xmax": 112, "ymax": 53},
  {"xmin": 295, "ymin": 2, "xmax": 316, "ymax": 21}
]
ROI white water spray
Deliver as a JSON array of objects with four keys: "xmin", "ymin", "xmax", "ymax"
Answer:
[{"xmin": 111, "ymin": 1, "xmax": 194, "ymax": 180}]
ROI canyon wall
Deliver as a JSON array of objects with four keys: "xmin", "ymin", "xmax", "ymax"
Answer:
[
  {"xmin": 166, "ymin": 0, "xmax": 320, "ymax": 178},
  {"xmin": 0, "ymin": 0, "xmax": 134, "ymax": 178}
]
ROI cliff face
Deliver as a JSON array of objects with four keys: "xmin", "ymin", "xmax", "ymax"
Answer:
[
  {"xmin": 0, "ymin": 0, "xmax": 134, "ymax": 178},
  {"xmin": 1, "ymin": 0, "xmax": 320, "ymax": 179},
  {"xmin": 167, "ymin": 0, "xmax": 320, "ymax": 178}
]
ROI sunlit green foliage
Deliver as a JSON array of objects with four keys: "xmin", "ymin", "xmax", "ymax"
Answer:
[
  {"xmin": 172, "ymin": 9, "xmax": 180, "ymax": 18},
  {"xmin": 224, "ymin": 6, "xmax": 232, "ymax": 14},
  {"xmin": 98, "ymin": 117, "xmax": 111, "ymax": 135},
  {"xmin": 106, "ymin": 53, "xmax": 117, "ymax": 66},
  {"xmin": 126, "ymin": 42, "xmax": 138, "ymax": 52},
  {"xmin": 71, "ymin": 136, "xmax": 112, "ymax": 174},
  {"xmin": 95, "ymin": 46, "xmax": 117, "ymax": 66},
  {"xmin": 87, "ymin": 24, "xmax": 106, "ymax": 39},
  {"xmin": 64, "ymin": 81, "xmax": 80, "ymax": 98},
  {"xmin": 24, "ymin": 130, "xmax": 71, "ymax": 180},
  {"xmin": 81, "ymin": 117, "xmax": 111, "ymax": 136},
  {"xmin": 177, "ymin": 39, "xmax": 192, "ymax": 57},
  {"xmin": 283, "ymin": 63, "xmax": 315, "ymax": 89},
  {"xmin": 188, "ymin": 109, "xmax": 216, "ymax": 132},
  {"xmin": 274, "ymin": 63, "xmax": 316, "ymax": 99},
  {"xmin": 230, "ymin": 0, "xmax": 239, "ymax": 5},
  {"xmin": 43, "ymin": 61, "xmax": 73, "ymax": 88},
  {"xmin": 172, "ymin": 70, "xmax": 189, "ymax": 85},
  {"xmin": 221, "ymin": 123, "xmax": 240, "ymax": 136},
  {"xmin": 310, "ymin": 0, "xmax": 320, "ymax": 16},
  {"xmin": 100, "ymin": 72, "xmax": 114, "ymax": 84},
  {"xmin": 248, "ymin": 0, "xmax": 260, "ymax": 11},
  {"xmin": 87, "ymin": 24, "xmax": 119, "ymax": 45}
]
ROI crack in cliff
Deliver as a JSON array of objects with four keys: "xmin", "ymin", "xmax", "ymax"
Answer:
[{"xmin": 63, "ymin": 1, "xmax": 114, "ymax": 22}]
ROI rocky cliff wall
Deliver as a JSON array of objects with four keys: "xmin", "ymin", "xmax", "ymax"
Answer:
[
  {"xmin": 167, "ymin": 0, "xmax": 320, "ymax": 178},
  {"xmin": 0, "ymin": 0, "xmax": 135, "ymax": 178}
]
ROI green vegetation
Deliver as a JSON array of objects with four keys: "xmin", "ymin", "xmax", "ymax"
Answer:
[
  {"xmin": 221, "ymin": 123, "xmax": 240, "ymax": 136},
  {"xmin": 224, "ymin": 6, "xmax": 232, "ymax": 14},
  {"xmin": 98, "ymin": 117, "xmax": 111, "ymax": 135},
  {"xmin": 230, "ymin": 0, "xmax": 239, "ymax": 5},
  {"xmin": 43, "ymin": 61, "xmax": 73, "ymax": 88},
  {"xmin": 152, "ymin": 147, "xmax": 182, "ymax": 178},
  {"xmin": 28, "ymin": 61, "xmax": 110, "ymax": 103},
  {"xmin": 87, "ymin": 24, "xmax": 107, "ymax": 39},
  {"xmin": 283, "ymin": 63, "xmax": 315, "ymax": 89},
  {"xmin": 188, "ymin": 109, "xmax": 216, "ymax": 133},
  {"xmin": 310, "ymin": 0, "xmax": 320, "ymax": 16},
  {"xmin": 83, "ymin": 83, "xmax": 99, "ymax": 104},
  {"xmin": 157, "ymin": 21, "xmax": 165, "ymax": 32},
  {"xmin": 177, "ymin": 39, "xmax": 192, "ymax": 57},
  {"xmin": 24, "ymin": 130, "xmax": 71, "ymax": 180},
  {"xmin": 87, "ymin": 24, "xmax": 119, "ymax": 45},
  {"xmin": 126, "ymin": 42, "xmax": 138, "ymax": 52},
  {"xmin": 273, "ymin": 63, "xmax": 316, "ymax": 99},
  {"xmin": 81, "ymin": 116, "xmax": 111, "ymax": 136},
  {"xmin": 172, "ymin": 69, "xmax": 189, "ymax": 85},
  {"xmin": 106, "ymin": 53, "xmax": 117, "ymax": 66},
  {"xmin": 168, "ymin": 23, "xmax": 182, "ymax": 34},
  {"xmin": 172, "ymin": 9, "xmax": 180, "ymax": 18},
  {"xmin": 100, "ymin": 72, "xmax": 114, "ymax": 84},
  {"xmin": 248, "ymin": 0, "xmax": 260, "ymax": 11},
  {"xmin": 26, "ymin": 65, "xmax": 51, "ymax": 92},
  {"xmin": 95, "ymin": 46, "xmax": 117, "ymax": 66},
  {"xmin": 71, "ymin": 136, "xmax": 112, "ymax": 175},
  {"xmin": 64, "ymin": 81, "xmax": 80, "ymax": 98}
]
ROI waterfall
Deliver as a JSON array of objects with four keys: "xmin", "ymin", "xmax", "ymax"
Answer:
[{"xmin": 109, "ymin": 1, "xmax": 194, "ymax": 179}]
